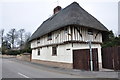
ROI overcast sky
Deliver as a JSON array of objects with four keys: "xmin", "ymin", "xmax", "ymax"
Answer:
[
  {"xmin": 0, "ymin": 0, "xmax": 119, "ymax": 36},
  {"xmin": 118, "ymin": 1, "xmax": 120, "ymax": 35}
]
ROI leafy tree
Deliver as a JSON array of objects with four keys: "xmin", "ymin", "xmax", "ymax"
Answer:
[{"xmin": 102, "ymin": 30, "xmax": 120, "ymax": 47}]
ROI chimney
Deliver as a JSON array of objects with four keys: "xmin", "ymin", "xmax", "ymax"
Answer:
[{"xmin": 53, "ymin": 6, "xmax": 62, "ymax": 14}]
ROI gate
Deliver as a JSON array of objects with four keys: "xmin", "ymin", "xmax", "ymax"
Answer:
[
  {"xmin": 102, "ymin": 46, "xmax": 120, "ymax": 70},
  {"xmin": 73, "ymin": 48, "xmax": 99, "ymax": 71}
]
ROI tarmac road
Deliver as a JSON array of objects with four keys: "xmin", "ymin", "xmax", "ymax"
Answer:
[
  {"xmin": 1, "ymin": 57, "xmax": 119, "ymax": 80},
  {"xmin": 2, "ymin": 57, "xmax": 88, "ymax": 78}
]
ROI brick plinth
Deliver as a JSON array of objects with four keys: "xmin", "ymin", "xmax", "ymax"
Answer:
[{"xmin": 32, "ymin": 59, "xmax": 73, "ymax": 69}]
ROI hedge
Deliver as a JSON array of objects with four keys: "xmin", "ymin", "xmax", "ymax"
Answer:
[{"xmin": 6, "ymin": 50, "xmax": 21, "ymax": 55}]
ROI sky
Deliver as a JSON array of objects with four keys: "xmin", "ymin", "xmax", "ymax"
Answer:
[
  {"xmin": 118, "ymin": 1, "xmax": 120, "ymax": 35},
  {"xmin": 0, "ymin": 0, "xmax": 119, "ymax": 36}
]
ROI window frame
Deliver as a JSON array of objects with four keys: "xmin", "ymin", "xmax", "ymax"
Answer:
[
  {"xmin": 37, "ymin": 39, "xmax": 40, "ymax": 44},
  {"xmin": 38, "ymin": 48, "xmax": 40, "ymax": 56},
  {"xmin": 47, "ymin": 33, "xmax": 52, "ymax": 40},
  {"xmin": 64, "ymin": 28, "xmax": 68, "ymax": 34},
  {"xmin": 88, "ymin": 29, "xmax": 93, "ymax": 35},
  {"xmin": 52, "ymin": 46, "xmax": 57, "ymax": 56}
]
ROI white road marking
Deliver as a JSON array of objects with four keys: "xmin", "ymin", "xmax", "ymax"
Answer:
[{"xmin": 18, "ymin": 72, "xmax": 30, "ymax": 78}]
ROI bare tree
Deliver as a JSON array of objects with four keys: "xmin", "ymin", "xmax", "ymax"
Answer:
[
  {"xmin": 0, "ymin": 29, "xmax": 4, "ymax": 47},
  {"xmin": 0, "ymin": 29, "xmax": 4, "ymax": 53},
  {"xmin": 24, "ymin": 32, "xmax": 31, "ymax": 53},
  {"xmin": 18, "ymin": 29, "xmax": 25, "ymax": 47},
  {"xmin": 24, "ymin": 32, "xmax": 31, "ymax": 42},
  {"xmin": 7, "ymin": 28, "xmax": 18, "ymax": 48}
]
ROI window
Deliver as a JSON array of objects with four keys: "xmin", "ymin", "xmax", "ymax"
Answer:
[
  {"xmin": 37, "ymin": 40, "xmax": 40, "ymax": 44},
  {"xmin": 47, "ymin": 33, "xmax": 52, "ymax": 40},
  {"xmin": 88, "ymin": 29, "xmax": 93, "ymax": 35},
  {"xmin": 38, "ymin": 49, "xmax": 40, "ymax": 56},
  {"xmin": 52, "ymin": 46, "xmax": 57, "ymax": 56},
  {"xmin": 64, "ymin": 28, "xmax": 68, "ymax": 34}
]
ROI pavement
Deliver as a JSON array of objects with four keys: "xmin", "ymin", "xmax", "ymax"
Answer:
[{"xmin": 1, "ymin": 57, "xmax": 120, "ymax": 79}]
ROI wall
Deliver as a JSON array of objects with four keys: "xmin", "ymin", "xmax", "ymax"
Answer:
[
  {"xmin": 31, "ymin": 26, "xmax": 102, "ymax": 68},
  {"xmin": 31, "ymin": 26, "xmax": 102, "ymax": 49},
  {"xmin": 32, "ymin": 44, "xmax": 73, "ymax": 63},
  {"xmin": 32, "ymin": 43, "xmax": 102, "ymax": 64},
  {"xmin": 17, "ymin": 54, "xmax": 31, "ymax": 62}
]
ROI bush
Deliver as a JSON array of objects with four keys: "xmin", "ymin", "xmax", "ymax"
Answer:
[
  {"xmin": 20, "ymin": 48, "xmax": 32, "ymax": 54},
  {"xmin": 6, "ymin": 50, "xmax": 21, "ymax": 55}
]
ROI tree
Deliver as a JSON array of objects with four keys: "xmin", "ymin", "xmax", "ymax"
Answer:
[
  {"xmin": 7, "ymin": 28, "xmax": 18, "ymax": 48},
  {"xmin": 17, "ymin": 32, "xmax": 32, "ymax": 53},
  {"xmin": 18, "ymin": 29, "xmax": 25, "ymax": 47},
  {"xmin": 0, "ymin": 29, "xmax": 4, "ymax": 53},
  {"xmin": 2, "ymin": 41, "xmax": 11, "ymax": 54},
  {"xmin": 24, "ymin": 32, "xmax": 31, "ymax": 42},
  {"xmin": 23, "ymin": 35, "xmax": 32, "ymax": 53},
  {"xmin": 102, "ymin": 30, "xmax": 120, "ymax": 47},
  {"xmin": 0, "ymin": 29, "xmax": 4, "ymax": 47}
]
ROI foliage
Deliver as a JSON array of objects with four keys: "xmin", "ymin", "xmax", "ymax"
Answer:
[
  {"xmin": 20, "ymin": 37, "xmax": 32, "ymax": 54},
  {"xmin": 0, "ymin": 29, "xmax": 4, "ymax": 44},
  {"xmin": 20, "ymin": 47, "xmax": 32, "ymax": 54},
  {"xmin": 2, "ymin": 41, "xmax": 11, "ymax": 54},
  {"xmin": 5, "ymin": 50, "xmax": 20, "ymax": 55},
  {"xmin": 102, "ymin": 30, "xmax": 120, "ymax": 48},
  {"xmin": 18, "ymin": 29, "xmax": 25, "ymax": 46},
  {"xmin": 1, "ymin": 28, "xmax": 31, "ymax": 55},
  {"xmin": 7, "ymin": 28, "xmax": 18, "ymax": 48}
]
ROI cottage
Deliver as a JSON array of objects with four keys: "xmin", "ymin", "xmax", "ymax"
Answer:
[{"xmin": 29, "ymin": 2, "xmax": 108, "ymax": 71}]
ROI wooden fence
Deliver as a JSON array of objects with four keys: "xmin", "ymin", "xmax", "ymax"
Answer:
[{"xmin": 102, "ymin": 46, "xmax": 120, "ymax": 70}]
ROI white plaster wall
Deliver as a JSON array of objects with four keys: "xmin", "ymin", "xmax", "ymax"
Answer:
[
  {"xmin": 32, "ymin": 49, "xmax": 38, "ymax": 59},
  {"xmin": 31, "ymin": 40, "xmax": 37, "ymax": 49},
  {"xmin": 31, "ymin": 27, "xmax": 102, "ymax": 49},
  {"xmin": 32, "ymin": 43, "xmax": 102, "ymax": 64},
  {"xmin": 32, "ymin": 44, "xmax": 73, "ymax": 63}
]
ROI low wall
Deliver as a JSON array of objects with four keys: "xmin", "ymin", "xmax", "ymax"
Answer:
[
  {"xmin": 17, "ymin": 54, "xmax": 31, "ymax": 62},
  {"xmin": 2, "ymin": 55, "xmax": 16, "ymax": 58},
  {"xmin": 32, "ymin": 59, "xmax": 73, "ymax": 69}
]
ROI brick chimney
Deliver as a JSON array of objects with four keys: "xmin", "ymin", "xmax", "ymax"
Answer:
[{"xmin": 53, "ymin": 6, "xmax": 62, "ymax": 14}]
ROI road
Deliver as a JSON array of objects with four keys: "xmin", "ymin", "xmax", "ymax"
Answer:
[
  {"xmin": 1, "ymin": 57, "xmax": 119, "ymax": 80},
  {"xmin": 2, "ymin": 57, "xmax": 85, "ymax": 78},
  {"xmin": 0, "ymin": 56, "xmax": 2, "ymax": 79}
]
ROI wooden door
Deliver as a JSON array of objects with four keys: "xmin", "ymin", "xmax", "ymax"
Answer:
[{"xmin": 73, "ymin": 48, "xmax": 99, "ymax": 71}]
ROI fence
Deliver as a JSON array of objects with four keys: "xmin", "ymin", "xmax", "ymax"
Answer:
[{"xmin": 102, "ymin": 46, "xmax": 120, "ymax": 70}]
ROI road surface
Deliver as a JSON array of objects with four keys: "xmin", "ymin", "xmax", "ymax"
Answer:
[
  {"xmin": 1, "ymin": 57, "xmax": 119, "ymax": 80},
  {"xmin": 2, "ymin": 57, "xmax": 85, "ymax": 78}
]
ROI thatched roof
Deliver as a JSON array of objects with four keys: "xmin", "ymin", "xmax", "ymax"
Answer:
[{"xmin": 29, "ymin": 2, "xmax": 108, "ymax": 41}]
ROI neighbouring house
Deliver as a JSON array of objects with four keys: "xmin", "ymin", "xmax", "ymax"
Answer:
[{"xmin": 29, "ymin": 2, "xmax": 108, "ymax": 71}]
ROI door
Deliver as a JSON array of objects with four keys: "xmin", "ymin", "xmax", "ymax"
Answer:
[{"xmin": 73, "ymin": 48, "xmax": 99, "ymax": 71}]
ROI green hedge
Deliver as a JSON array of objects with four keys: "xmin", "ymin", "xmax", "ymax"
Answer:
[
  {"xmin": 2, "ymin": 47, "xmax": 32, "ymax": 55},
  {"xmin": 20, "ymin": 48, "xmax": 32, "ymax": 54},
  {"xmin": 6, "ymin": 50, "xmax": 21, "ymax": 55}
]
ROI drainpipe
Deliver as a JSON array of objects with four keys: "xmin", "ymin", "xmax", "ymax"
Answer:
[
  {"xmin": 88, "ymin": 40, "xmax": 93, "ymax": 71},
  {"xmin": 87, "ymin": 30, "xmax": 93, "ymax": 71}
]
